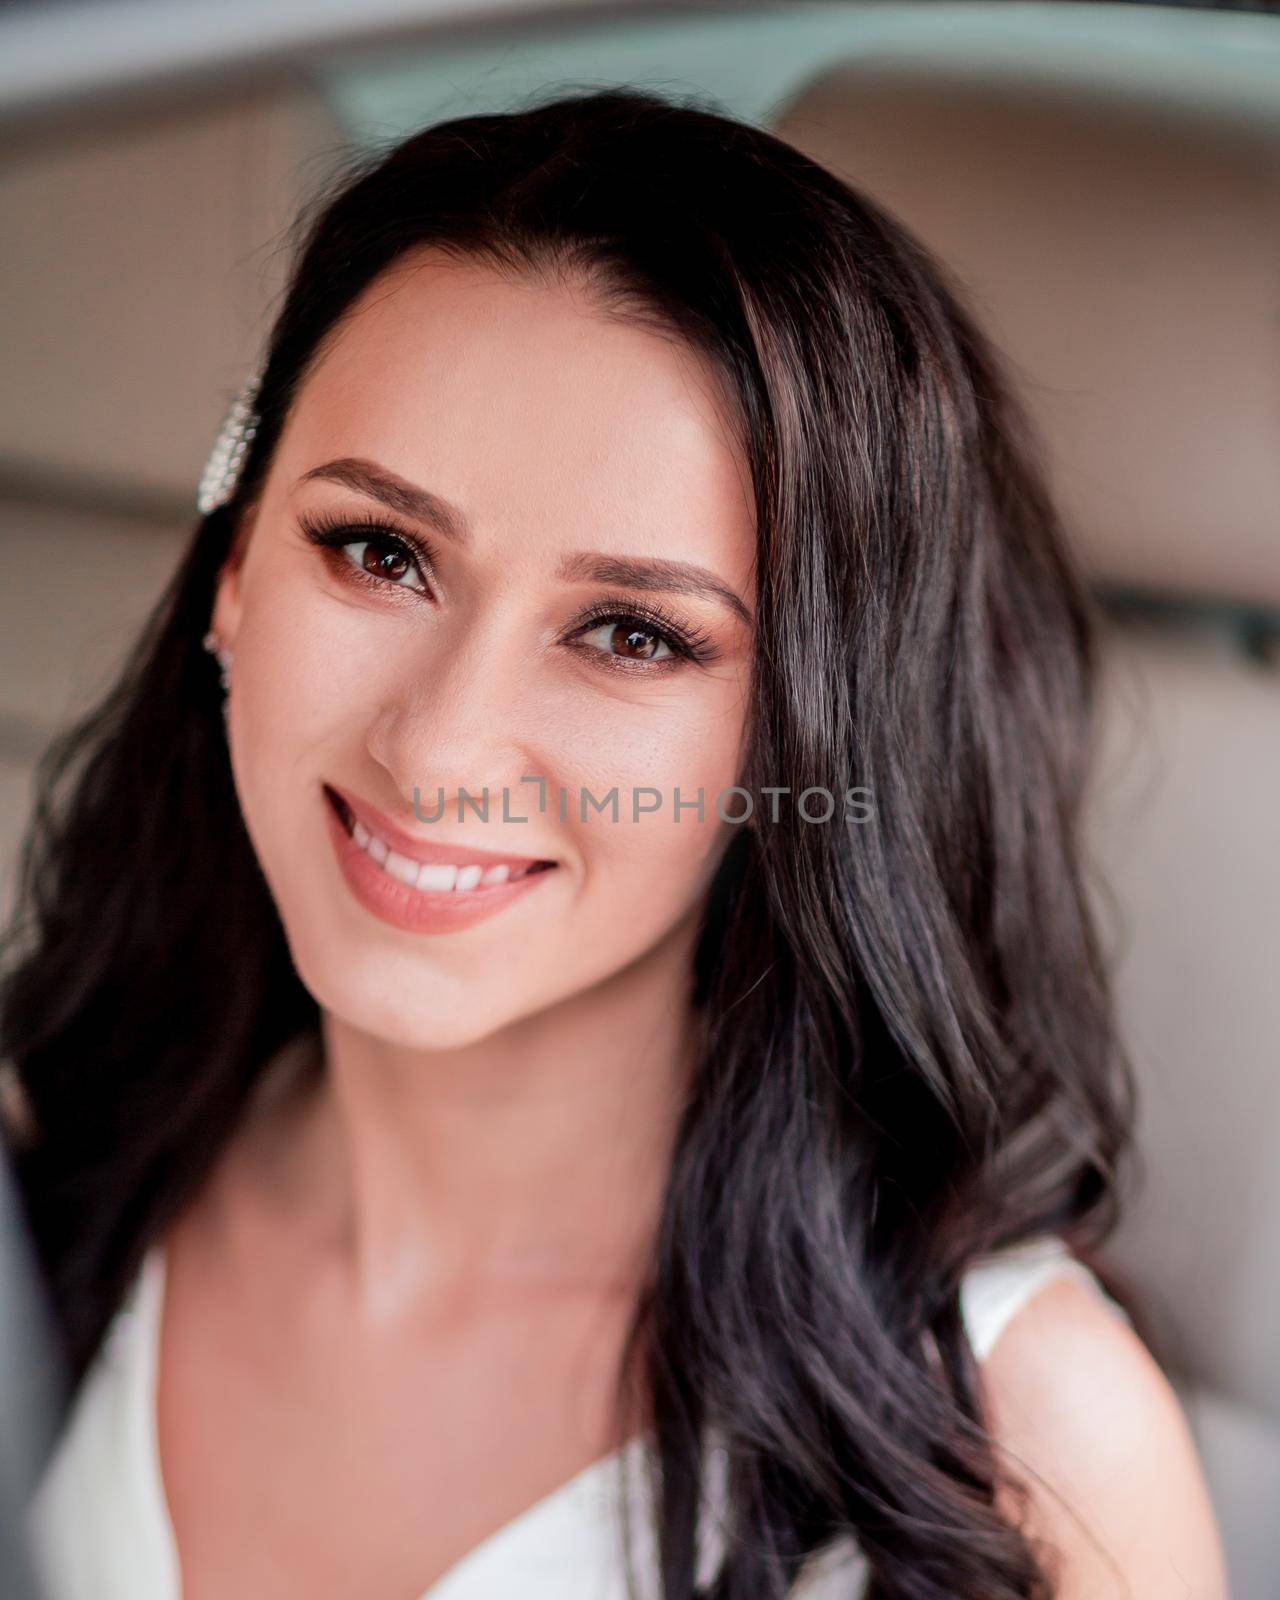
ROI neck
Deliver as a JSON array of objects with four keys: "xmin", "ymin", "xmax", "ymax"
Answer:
[{"xmin": 267, "ymin": 933, "xmax": 699, "ymax": 1325}]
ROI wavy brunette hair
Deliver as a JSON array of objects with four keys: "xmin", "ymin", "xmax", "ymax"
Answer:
[{"xmin": 2, "ymin": 86, "xmax": 1136, "ymax": 1598}]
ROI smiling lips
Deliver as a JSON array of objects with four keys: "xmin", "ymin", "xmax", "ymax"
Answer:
[{"xmin": 323, "ymin": 783, "xmax": 558, "ymax": 933}]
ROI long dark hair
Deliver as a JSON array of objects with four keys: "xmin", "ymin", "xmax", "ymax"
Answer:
[{"xmin": 2, "ymin": 87, "xmax": 1136, "ymax": 1598}]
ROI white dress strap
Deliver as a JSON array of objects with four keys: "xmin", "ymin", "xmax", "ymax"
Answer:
[
  {"xmin": 792, "ymin": 1236, "xmax": 1134, "ymax": 1598},
  {"xmin": 959, "ymin": 1232, "xmax": 1131, "ymax": 1363}
]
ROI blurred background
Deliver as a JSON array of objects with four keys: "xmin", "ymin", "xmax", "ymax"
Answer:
[{"xmin": 0, "ymin": 2, "xmax": 1277, "ymax": 1596}]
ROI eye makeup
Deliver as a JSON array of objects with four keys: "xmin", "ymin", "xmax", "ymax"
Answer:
[
  {"xmin": 297, "ymin": 508, "xmax": 439, "ymax": 598},
  {"xmin": 561, "ymin": 597, "xmax": 721, "ymax": 671},
  {"xmin": 296, "ymin": 509, "xmax": 723, "ymax": 672}
]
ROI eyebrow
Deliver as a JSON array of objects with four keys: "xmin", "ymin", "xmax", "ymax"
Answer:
[
  {"xmin": 297, "ymin": 457, "xmax": 471, "ymax": 547},
  {"xmin": 555, "ymin": 552, "xmax": 752, "ymax": 627},
  {"xmin": 297, "ymin": 455, "xmax": 752, "ymax": 626}
]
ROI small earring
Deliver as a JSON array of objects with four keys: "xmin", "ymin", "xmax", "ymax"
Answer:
[{"xmin": 202, "ymin": 629, "xmax": 233, "ymax": 691}]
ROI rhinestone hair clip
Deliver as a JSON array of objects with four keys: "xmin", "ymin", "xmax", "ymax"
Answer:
[{"xmin": 196, "ymin": 366, "xmax": 263, "ymax": 516}]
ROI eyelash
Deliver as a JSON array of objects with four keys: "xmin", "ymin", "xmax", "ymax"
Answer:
[
  {"xmin": 298, "ymin": 509, "xmax": 438, "ymax": 597},
  {"xmin": 564, "ymin": 599, "xmax": 719, "ymax": 670},
  {"xmin": 297, "ymin": 510, "xmax": 720, "ymax": 671}
]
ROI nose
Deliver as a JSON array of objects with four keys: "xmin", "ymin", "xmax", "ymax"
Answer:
[{"xmin": 363, "ymin": 614, "xmax": 543, "ymax": 825}]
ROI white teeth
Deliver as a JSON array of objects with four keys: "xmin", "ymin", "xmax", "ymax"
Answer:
[
  {"xmin": 384, "ymin": 849, "xmax": 420, "ymax": 887},
  {"xmin": 416, "ymin": 862, "xmax": 458, "ymax": 892},
  {"xmin": 345, "ymin": 808, "xmax": 536, "ymax": 893}
]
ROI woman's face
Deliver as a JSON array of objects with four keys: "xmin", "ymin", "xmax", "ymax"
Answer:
[{"xmin": 211, "ymin": 252, "xmax": 757, "ymax": 1051}]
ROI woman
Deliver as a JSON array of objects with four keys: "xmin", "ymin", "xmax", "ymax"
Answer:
[{"xmin": 2, "ymin": 87, "xmax": 1225, "ymax": 1599}]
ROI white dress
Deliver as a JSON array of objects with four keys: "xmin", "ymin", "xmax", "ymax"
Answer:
[{"xmin": 26, "ymin": 1233, "xmax": 1130, "ymax": 1600}]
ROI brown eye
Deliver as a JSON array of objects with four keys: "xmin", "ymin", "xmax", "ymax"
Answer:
[
  {"xmin": 583, "ymin": 621, "xmax": 673, "ymax": 662},
  {"xmin": 363, "ymin": 543, "xmax": 407, "ymax": 580},
  {"xmin": 613, "ymin": 623, "xmax": 665, "ymax": 660},
  {"xmin": 342, "ymin": 536, "xmax": 427, "ymax": 593}
]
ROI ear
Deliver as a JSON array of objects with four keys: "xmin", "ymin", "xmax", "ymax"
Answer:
[{"xmin": 209, "ymin": 498, "xmax": 259, "ymax": 648}]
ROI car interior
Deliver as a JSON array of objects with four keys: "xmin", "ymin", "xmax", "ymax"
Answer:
[{"xmin": 1, "ymin": 4, "xmax": 1276, "ymax": 1595}]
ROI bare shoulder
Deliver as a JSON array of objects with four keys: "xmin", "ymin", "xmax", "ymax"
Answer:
[{"xmin": 980, "ymin": 1273, "xmax": 1230, "ymax": 1600}]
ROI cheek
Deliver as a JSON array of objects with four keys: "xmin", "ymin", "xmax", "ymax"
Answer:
[
  {"xmin": 222, "ymin": 578, "xmax": 375, "ymax": 875},
  {"xmin": 238, "ymin": 581, "xmax": 385, "ymax": 740},
  {"xmin": 228, "ymin": 551, "xmax": 444, "ymax": 801},
  {"xmin": 556, "ymin": 684, "xmax": 749, "ymax": 921}
]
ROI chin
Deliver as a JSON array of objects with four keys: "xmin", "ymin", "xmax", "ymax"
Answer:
[{"xmin": 277, "ymin": 915, "xmax": 485, "ymax": 1047}]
